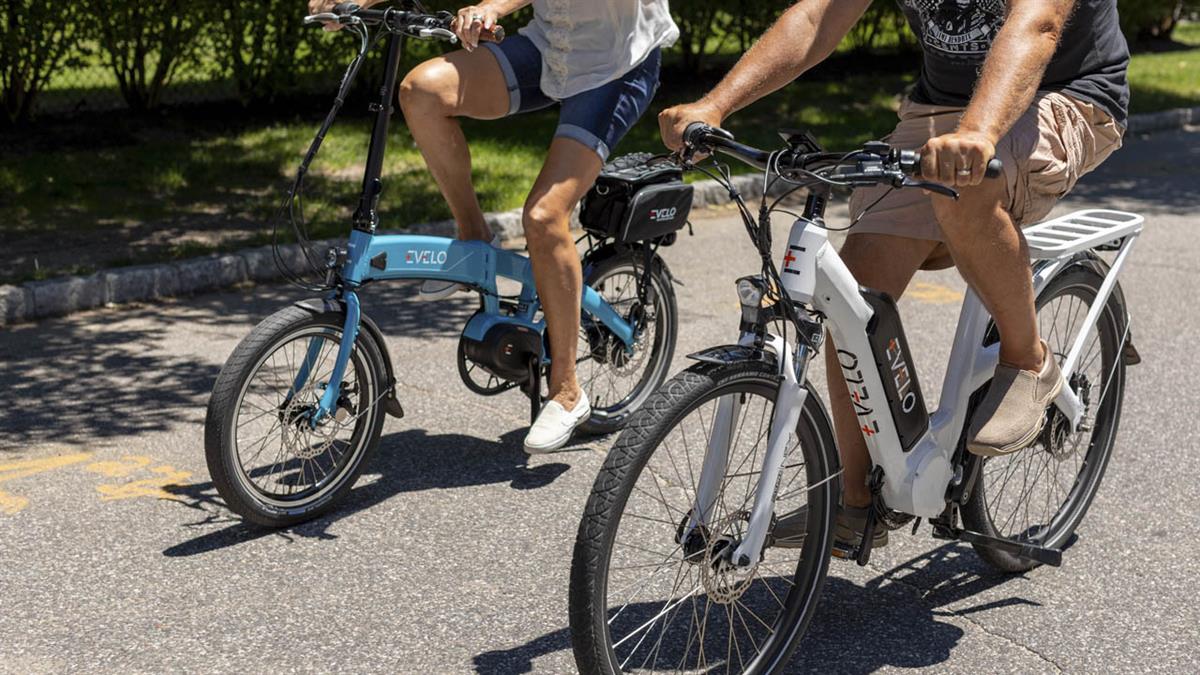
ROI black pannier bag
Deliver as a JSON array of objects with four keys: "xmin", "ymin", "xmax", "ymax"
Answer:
[{"xmin": 580, "ymin": 153, "xmax": 693, "ymax": 244}]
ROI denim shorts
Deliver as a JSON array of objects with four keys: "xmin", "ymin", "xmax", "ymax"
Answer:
[{"xmin": 482, "ymin": 34, "xmax": 661, "ymax": 161}]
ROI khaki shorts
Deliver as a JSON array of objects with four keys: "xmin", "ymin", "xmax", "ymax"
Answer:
[{"xmin": 849, "ymin": 92, "xmax": 1125, "ymax": 244}]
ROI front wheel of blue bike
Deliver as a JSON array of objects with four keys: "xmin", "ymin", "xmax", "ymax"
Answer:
[
  {"xmin": 205, "ymin": 305, "xmax": 389, "ymax": 528},
  {"xmin": 578, "ymin": 249, "xmax": 678, "ymax": 435}
]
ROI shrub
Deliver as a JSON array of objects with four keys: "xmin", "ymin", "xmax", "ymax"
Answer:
[
  {"xmin": 1119, "ymin": 0, "xmax": 1200, "ymax": 44},
  {"xmin": 211, "ymin": 0, "xmax": 310, "ymax": 104},
  {"xmin": 83, "ymin": 0, "xmax": 209, "ymax": 111},
  {"xmin": 0, "ymin": 0, "xmax": 89, "ymax": 124}
]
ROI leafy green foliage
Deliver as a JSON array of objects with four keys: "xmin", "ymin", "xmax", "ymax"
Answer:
[
  {"xmin": 0, "ymin": 0, "xmax": 89, "ymax": 124},
  {"xmin": 81, "ymin": 0, "xmax": 209, "ymax": 110}
]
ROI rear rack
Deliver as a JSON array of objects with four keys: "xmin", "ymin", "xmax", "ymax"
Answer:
[{"xmin": 1024, "ymin": 209, "xmax": 1144, "ymax": 259}]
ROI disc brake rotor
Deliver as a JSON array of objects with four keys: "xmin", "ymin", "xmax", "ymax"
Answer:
[{"xmin": 700, "ymin": 512, "xmax": 758, "ymax": 605}]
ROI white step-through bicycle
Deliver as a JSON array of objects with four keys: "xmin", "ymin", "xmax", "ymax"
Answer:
[{"xmin": 570, "ymin": 124, "xmax": 1143, "ymax": 674}]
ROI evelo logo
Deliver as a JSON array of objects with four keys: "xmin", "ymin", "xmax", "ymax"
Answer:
[
  {"xmin": 405, "ymin": 249, "xmax": 448, "ymax": 266},
  {"xmin": 649, "ymin": 207, "xmax": 677, "ymax": 223}
]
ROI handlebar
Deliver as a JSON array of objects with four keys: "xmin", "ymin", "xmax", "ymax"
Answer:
[
  {"xmin": 305, "ymin": 3, "xmax": 505, "ymax": 43},
  {"xmin": 681, "ymin": 122, "xmax": 1002, "ymax": 197}
]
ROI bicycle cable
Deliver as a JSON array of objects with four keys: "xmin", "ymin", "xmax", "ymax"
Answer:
[{"xmin": 271, "ymin": 20, "xmax": 383, "ymax": 292}]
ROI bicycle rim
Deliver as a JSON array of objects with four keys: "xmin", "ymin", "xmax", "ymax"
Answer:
[
  {"xmin": 976, "ymin": 272, "xmax": 1122, "ymax": 546},
  {"xmin": 579, "ymin": 260, "xmax": 674, "ymax": 418},
  {"xmin": 230, "ymin": 325, "xmax": 379, "ymax": 510},
  {"xmin": 599, "ymin": 372, "xmax": 833, "ymax": 673}
]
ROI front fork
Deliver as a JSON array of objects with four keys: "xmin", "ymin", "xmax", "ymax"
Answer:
[
  {"xmin": 683, "ymin": 332, "xmax": 813, "ymax": 566},
  {"xmin": 292, "ymin": 290, "xmax": 361, "ymax": 425}
]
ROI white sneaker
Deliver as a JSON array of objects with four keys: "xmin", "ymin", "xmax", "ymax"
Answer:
[
  {"xmin": 417, "ymin": 234, "xmax": 501, "ymax": 301},
  {"xmin": 524, "ymin": 392, "xmax": 592, "ymax": 454}
]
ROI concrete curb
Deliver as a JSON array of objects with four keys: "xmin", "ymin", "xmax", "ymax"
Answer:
[
  {"xmin": 1127, "ymin": 106, "xmax": 1200, "ymax": 134},
  {"xmin": 4, "ymin": 98, "xmax": 1195, "ymax": 327},
  {"xmin": 0, "ymin": 174, "xmax": 762, "ymax": 327}
]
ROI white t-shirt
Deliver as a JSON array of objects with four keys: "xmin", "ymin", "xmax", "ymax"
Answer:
[{"xmin": 519, "ymin": 0, "xmax": 679, "ymax": 100}]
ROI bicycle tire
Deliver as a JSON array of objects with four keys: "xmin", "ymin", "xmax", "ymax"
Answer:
[
  {"xmin": 205, "ymin": 305, "xmax": 388, "ymax": 527},
  {"xmin": 571, "ymin": 359, "xmax": 839, "ymax": 674},
  {"xmin": 578, "ymin": 249, "xmax": 678, "ymax": 435},
  {"xmin": 962, "ymin": 264, "xmax": 1127, "ymax": 572}
]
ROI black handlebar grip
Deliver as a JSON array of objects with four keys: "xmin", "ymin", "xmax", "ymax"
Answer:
[
  {"xmin": 333, "ymin": 2, "xmax": 359, "ymax": 16},
  {"xmin": 912, "ymin": 153, "xmax": 1005, "ymax": 180},
  {"xmin": 984, "ymin": 157, "xmax": 1003, "ymax": 179},
  {"xmin": 682, "ymin": 122, "xmax": 710, "ymax": 147}
]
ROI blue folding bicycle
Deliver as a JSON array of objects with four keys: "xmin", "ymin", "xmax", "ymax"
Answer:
[{"xmin": 204, "ymin": 3, "xmax": 681, "ymax": 527}]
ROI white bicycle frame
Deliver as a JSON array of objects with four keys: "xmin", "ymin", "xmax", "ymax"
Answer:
[{"xmin": 687, "ymin": 209, "xmax": 1143, "ymax": 564}]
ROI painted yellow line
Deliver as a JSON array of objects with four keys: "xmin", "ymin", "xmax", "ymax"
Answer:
[
  {"xmin": 0, "ymin": 453, "xmax": 93, "ymax": 515},
  {"xmin": 84, "ymin": 455, "xmax": 153, "ymax": 478},
  {"xmin": 908, "ymin": 281, "xmax": 964, "ymax": 305},
  {"xmin": 96, "ymin": 465, "xmax": 192, "ymax": 502}
]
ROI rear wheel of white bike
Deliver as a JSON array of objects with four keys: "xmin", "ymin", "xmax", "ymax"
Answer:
[
  {"xmin": 963, "ymin": 264, "xmax": 1128, "ymax": 572},
  {"xmin": 571, "ymin": 360, "xmax": 839, "ymax": 674}
]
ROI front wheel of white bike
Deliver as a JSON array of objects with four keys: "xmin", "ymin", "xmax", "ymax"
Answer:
[{"xmin": 570, "ymin": 359, "xmax": 840, "ymax": 674}]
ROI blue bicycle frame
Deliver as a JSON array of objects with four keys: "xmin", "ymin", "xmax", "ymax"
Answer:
[{"xmin": 306, "ymin": 231, "xmax": 638, "ymax": 422}]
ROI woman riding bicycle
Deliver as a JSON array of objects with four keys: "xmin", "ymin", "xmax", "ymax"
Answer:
[{"xmin": 308, "ymin": 0, "xmax": 678, "ymax": 452}]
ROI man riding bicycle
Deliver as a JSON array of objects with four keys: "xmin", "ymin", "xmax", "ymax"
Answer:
[
  {"xmin": 309, "ymin": 0, "xmax": 678, "ymax": 452},
  {"xmin": 660, "ymin": 0, "xmax": 1128, "ymax": 554}
]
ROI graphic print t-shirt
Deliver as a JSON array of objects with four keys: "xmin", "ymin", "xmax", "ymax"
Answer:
[{"xmin": 898, "ymin": 0, "xmax": 1131, "ymax": 126}]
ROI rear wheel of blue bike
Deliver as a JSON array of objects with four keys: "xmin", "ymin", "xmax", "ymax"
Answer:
[
  {"xmin": 205, "ymin": 305, "xmax": 388, "ymax": 527},
  {"xmin": 578, "ymin": 250, "xmax": 678, "ymax": 435}
]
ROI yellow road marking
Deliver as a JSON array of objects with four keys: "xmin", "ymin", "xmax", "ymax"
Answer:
[
  {"xmin": 0, "ymin": 453, "xmax": 94, "ymax": 515},
  {"xmin": 908, "ymin": 282, "xmax": 964, "ymax": 305},
  {"xmin": 96, "ymin": 465, "xmax": 192, "ymax": 502},
  {"xmin": 84, "ymin": 455, "xmax": 153, "ymax": 477}
]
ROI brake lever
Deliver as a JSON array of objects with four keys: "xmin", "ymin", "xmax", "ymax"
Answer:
[
  {"xmin": 304, "ymin": 12, "xmax": 340, "ymax": 24},
  {"xmin": 418, "ymin": 27, "xmax": 459, "ymax": 43},
  {"xmin": 902, "ymin": 177, "xmax": 959, "ymax": 200}
]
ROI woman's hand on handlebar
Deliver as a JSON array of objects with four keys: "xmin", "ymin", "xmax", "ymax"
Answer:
[
  {"xmin": 919, "ymin": 130, "xmax": 999, "ymax": 188},
  {"xmin": 658, "ymin": 100, "xmax": 725, "ymax": 152},
  {"xmin": 453, "ymin": 4, "xmax": 501, "ymax": 51}
]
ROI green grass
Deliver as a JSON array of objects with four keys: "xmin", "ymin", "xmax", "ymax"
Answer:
[
  {"xmin": 3, "ymin": 23, "xmax": 1198, "ymax": 283},
  {"xmin": 1128, "ymin": 22, "xmax": 1200, "ymax": 114}
]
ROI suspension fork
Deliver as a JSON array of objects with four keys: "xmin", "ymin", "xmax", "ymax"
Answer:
[{"xmin": 683, "ymin": 334, "xmax": 813, "ymax": 565}]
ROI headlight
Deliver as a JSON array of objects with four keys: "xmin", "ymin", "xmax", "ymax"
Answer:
[{"xmin": 736, "ymin": 276, "xmax": 767, "ymax": 309}]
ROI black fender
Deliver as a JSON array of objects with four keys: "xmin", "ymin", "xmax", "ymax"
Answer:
[
  {"xmin": 686, "ymin": 343, "xmax": 841, "ymax": 476},
  {"xmin": 293, "ymin": 298, "xmax": 405, "ymax": 418},
  {"xmin": 581, "ymin": 241, "xmax": 680, "ymax": 287}
]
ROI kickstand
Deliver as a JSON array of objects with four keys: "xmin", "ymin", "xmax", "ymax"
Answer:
[
  {"xmin": 526, "ymin": 357, "xmax": 543, "ymax": 424},
  {"xmin": 855, "ymin": 466, "xmax": 886, "ymax": 567}
]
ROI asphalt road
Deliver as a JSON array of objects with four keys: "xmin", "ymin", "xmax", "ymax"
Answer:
[{"xmin": 1, "ymin": 127, "xmax": 1198, "ymax": 674}]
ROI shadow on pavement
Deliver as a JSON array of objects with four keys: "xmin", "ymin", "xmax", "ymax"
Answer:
[
  {"xmin": 1068, "ymin": 128, "xmax": 1200, "ymax": 215},
  {"xmin": 472, "ymin": 543, "xmax": 1036, "ymax": 674},
  {"xmin": 160, "ymin": 427, "xmax": 569, "ymax": 557},
  {"xmin": 0, "ymin": 279, "xmax": 475, "ymax": 453}
]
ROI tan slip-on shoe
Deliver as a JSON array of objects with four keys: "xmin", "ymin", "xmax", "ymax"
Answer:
[{"xmin": 968, "ymin": 340, "xmax": 1064, "ymax": 457}]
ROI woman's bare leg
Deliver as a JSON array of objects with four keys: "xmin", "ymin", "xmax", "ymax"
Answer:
[
  {"xmin": 398, "ymin": 48, "xmax": 509, "ymax": 240},
  {"xmin": 523, "ymin": 137, "xmax": 604, "ymax": 408}
]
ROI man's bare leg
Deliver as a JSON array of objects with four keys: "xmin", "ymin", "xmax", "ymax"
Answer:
[
  {"xmin": 828, "ymin": 233, "xmax": 939, "ymax": 508},
  {"xmin": 522, "ymin": 137, "xmax": 604, "ymax": 408},
  {"xmin": 398, "ymin": 49, "xmax": 509, "ymax": 241},
  {"xmin": 931, "ymin": 179, "xmax": 1044, "ymax": 371}
]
